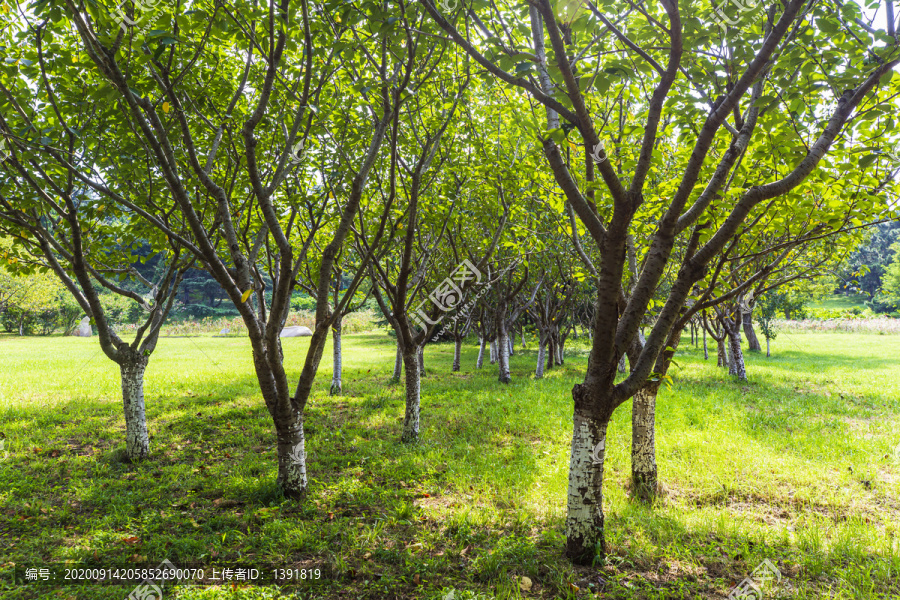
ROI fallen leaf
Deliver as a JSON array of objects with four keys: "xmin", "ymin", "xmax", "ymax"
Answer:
[
  {"xmin": 121, "ymin": 536, "xmax": 141, "ymax": 545},
  {"xmin": 519, "ymin": 576, "xmax": 533, "ymax": 591}
]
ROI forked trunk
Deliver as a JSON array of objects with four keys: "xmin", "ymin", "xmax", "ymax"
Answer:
[
  {"xmin": 476, "ymin": 336, "xmax": 485, "ymax": 369},
  {"xmin": 417, "ymin": 345, "xmax": 425, "ymax": 376},
  {"xmin": 330, "ymin": 320, "xmax": 342, "ymax": 395},
  {"xmin": 631, "ymin": 387, "xmax": 658, "ymax": 502},
  {"xmin": 743, "ymin": 310, "xmax": 761, "ymax": 352},
  {"xmin": 727, "ymin": 326, "xmax": 747, "ymax": 380},
  {"xmin": 119, "ymin": 353, "xmax": 150, "ymax": 462},
  {"xmin": 401, "ymin": 350, "xmax": 421, "ymax": 443},
  {"xmin": 565, "ymin": 408, "xmax": 609, "ymax": 564},
  {"xmin": 497, "ymin": 327, "xmax": 511, "ymax": 384},
  {"xmin": 452, "ymin": 338, "xmax": 462, "ymax": 372},
  {"xmin": 392, "ymin": 343, "xmax": 403, "ymax": 381},
  {"xmin": 535, "ymin": 339, "xmax": 546, "ymax": 379}
]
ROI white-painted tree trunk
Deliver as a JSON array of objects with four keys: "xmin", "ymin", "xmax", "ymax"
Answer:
[
  {"xmin": 509, "ymin": 333, "xmax": 515, "ymax": 356},
  {"xmin": 727, "ymin": 327, "xmax": 747, "ymax": 380},
  {"xmin": 703, "ymin": 328, "xmax": 708, "ymax": 360},
  {"xmin": 275, "ymin": 408, "xmax": 308, "ymax": 496},
  {"xmin": 489, "ymin": 339, "xmax": 497, "ymax": 364},
  {"xmin": 498, "ymin": 328, "xmax": 511, "ymax": 384},
  {"xmin": 557, "ymin": 339, "xmax": 565, "ymax": 365},
  {"xmin": 392, "ymin": 343, "xmax": 403, "ymax": 380},
  {"xmin": 766, "ymin": 337, "xmax": 770, "ymax": 358},
  {"xmin": 717, "ymin": 339, "xmax": 727, "ymax": 368},
  {"xmin": 120, "ymin": 356, "xmax": 150, "ymax": 461},
  {"xmin": 330, "ymin": 321, "xmax": 342, "ymax": 395},
  {"xmin": 476, "ymin": 336, "xmax": 485, "ymax": 369},
  {"xmin": 535, "ymin": 340, "xmax": 546, "ymax": 379},
  {"xmin": 401, "ymin": 350, "xmax": 421, "ymax": 443},
  {"xmin": 452, "ymin": 339, "xmax": 462, "ymax": 372},
  {"xmin": 631, "ymin": 388, "xmax": 658, "ymax": 502},
  {"xmin": 565, "ymin": 411, "xmax": 608, "ymax": 564}
]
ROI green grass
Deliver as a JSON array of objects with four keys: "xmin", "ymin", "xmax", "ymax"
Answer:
[
  {"xmin": 808, "ymin": 293, "xmax": 870, "ymax": 311},
  {"xmin": 1, "ymin": 330, "xmax": 899, "ymax": 599}
]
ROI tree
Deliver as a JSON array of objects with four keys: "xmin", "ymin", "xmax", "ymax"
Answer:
[{"xmin": 422, "ymin": 0, "xmax": 900, "ymax": 563}]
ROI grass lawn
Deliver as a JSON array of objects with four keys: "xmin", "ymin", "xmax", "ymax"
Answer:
[
  {"xmin": 1, "ymin": 330, "xmax": 899, "ymax": 599},
  {"xmin": 808, "ymin": 294, "xmax": 871, "ymax": 311}
]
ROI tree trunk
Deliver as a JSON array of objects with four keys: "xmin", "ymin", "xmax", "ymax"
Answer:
[
  {"xmin": 497, "ymin": 326, "xmax": 511, "ymax": 384},
  {"xmin": 452, "ymin": 338, "xmax": 462, "ymax": 372},
  {"xmin": 717, "ymin": 338, "xmax": 727, "ymax": 368},
  {"xmin": 547, "ymin": 338, "xmax": 556, "ymax": 369},
  {"xmin": 330, "ymin": 319, "xmax": 342, "ymax": 395},
  {"xmin": 417, "ymin": 345, "xmax": 425, "ymax": 376},
  {"xmin": 521, "ymin": 326, "xmax": 526, "ymax": 348},
  {"xmin": 274, "ymin": 405, "xmax": 308, "ymax": 498},
  {"xmin": 631, "ymin": 387, "xmax": 658, "ymax": 502},
  {"xmin": 743, "ymin": 309, "xmax": 761, "ymax": 352},
  {"xmin": 476, "ymin": 336, "xmax": 485, "ymax": 369},
  {"xmin": 727, "ymin": 325, "xmax": 747, "ymax": 380},
  {"xmin": 535, "ymin": 339, "xmax": 546, "ymax": 379},
  {"xmin": 766, "ymin": 336, "xmax": 770, "ymax": 358},
  {"xmin": 119, "ymin": 353, "xmax": 150, "ymax": 461},
  {"xmin": 565, "ymin": 408, "xmax": 609, "ymax": 564},
  {"xmin": 490, "ymin": 338, "xmax": 497, "ymax": 364},
  {"xmin": 392, "ymin": 342, "xmax": 403, "ymax": 381},
  {"xmin": 509, "ymin": 332, "xmax": 515, "ymax": 356},
  {"xmin": 703, "ymin": 327, "xmax": 708, "ymax": 360},
  {"xmin": 557, "ymin": 339, "xmax": 565, "ymax": 365},
  {"xmin": 401, "ymin": 350, "xmax": 421, "ymax": 443},
  {"xmin": 618, "ymin": 354, "xmax": 627, "ymax": 373}
]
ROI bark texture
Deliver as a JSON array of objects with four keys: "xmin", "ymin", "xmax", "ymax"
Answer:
[
  {"xmin": 535, "ymin": 340, "xmax": 546, "ymax": 379},
  {"xmin": 330, "ymin": 320, "xmax": 342, "ymax": 395},
  {"xmin": 120, "ymin": 353, "xmax": 150, "ymax": 462},
  {"xmin": 497, "ymin": 327, "xmax": 511, "ymax": 384},
  {"xmin": 565, "ymin": 407, "xmax": 608, "ymax": 564},
  {"xmin": 401, "ymin": 351, "xmax": 421, "ymax": 443},
  {"xmin": 742, "ymin": 310, "xmax": 761, "ymax": 352},
  {"xmin": 476, "ymin": 336, "xmax": 485, "ymax": 369},
  {"xmin": 452, "ymin": 339, "xmax": 462, "ymax": 372},
  {"xmin": 727, "ymin": 326, "xmax": 747, "ymax": 380},
  {"xmin": 631, "ymin": 387, "xmax": 658, "ymax": 502}
]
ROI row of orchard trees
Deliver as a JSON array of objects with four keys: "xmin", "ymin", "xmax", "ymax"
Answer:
[{"xmin": 1, "ymin": 0, "xmax": 899, "ymax": 564}]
